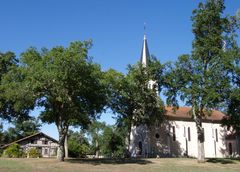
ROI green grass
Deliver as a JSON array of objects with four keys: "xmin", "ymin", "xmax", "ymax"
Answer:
[
  {"xmin": 0, "ymin": 158, "xmax": 239, "ymax": 172},
  {"xmin": 0, "ymin": 158, "xmax": 32, "ymax": 172}
]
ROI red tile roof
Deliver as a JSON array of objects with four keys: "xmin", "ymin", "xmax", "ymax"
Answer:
[{"xmin": 165, "ymin": 107, "xmax": 225, "ymax": 122}]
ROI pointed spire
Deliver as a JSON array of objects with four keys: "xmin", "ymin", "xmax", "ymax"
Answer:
[{"xmin": 140, "ymin": 23, "xmax": 150, "ymax": 67}]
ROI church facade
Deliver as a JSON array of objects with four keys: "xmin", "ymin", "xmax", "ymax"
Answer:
[{"xmin": 129, "ymin": 35, "xmax": 239, "ymax": 158}]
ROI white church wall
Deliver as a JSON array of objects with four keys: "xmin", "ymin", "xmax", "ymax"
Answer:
[
  {"xmin": 170, "ymin": 120, "xmax": 228, "ymax": 158},
  {"xmin": 130, "ymin": 119, "xmax": 232, "ymax": 158},
  {"xmin": 169, "ymin": 120, "xmax": 198, "ymax": 157},
  {"xmin": 202, "ymin": 123, "xmax": 227, "ymax": 158}
]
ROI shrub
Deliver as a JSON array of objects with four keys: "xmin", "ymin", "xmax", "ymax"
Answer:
[
  {"xmin": 3, "ymin": 143, "xmax": 23, "ymax": 158},
  {"xmin": 27, "ymin": 148, "xmax": 41, "ymax": 158},
  {"xmin": 68, "ymin": 141, "xmax": 89, "ymax": 158},
  {"xmin": 0, "ymin": 148, "xmax": 3, "ymax": 157}
]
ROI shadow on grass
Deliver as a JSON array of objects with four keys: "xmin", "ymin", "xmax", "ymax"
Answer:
[
  {"xmin": 66, "ymin": 158, "xmax": 153, "ymax": 166},
  {"xmin": 206, "ymin": 158, "xmax": 236, "ymax": 164}
]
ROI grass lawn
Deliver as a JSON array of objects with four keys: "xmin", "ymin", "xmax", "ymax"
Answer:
[{"xmin": 0, "ymin": 158, "xmax": 240, "ymax": 172}]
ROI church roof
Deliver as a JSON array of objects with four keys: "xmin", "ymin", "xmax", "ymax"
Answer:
[
  {"xmin": 140, "ymin": 34, "xmax": 150, "ymax": 67},
  {"xmin": 165, "ymin": 107, "xmax": 225, "ymax": 123}
]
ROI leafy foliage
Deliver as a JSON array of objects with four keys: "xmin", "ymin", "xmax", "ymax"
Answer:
[
  {"xmin": 223, "ymin": 54, "xmax": 240, "ymax": 134},
  {"xmin": 8, "ymin": 41, "xmax": 108, "ymax": 161},
  {"xmin": 1, "ymin": 119, "xmax": 41, "ymax": 144},
  {"xmin": 0, "ymin": 123, "xmax": 3, "ymax": 143},
  {"xmin": 100, "ymin": 125, "xmax": 126, "ymax": 158},
  {"xmin": 164, "ymin": 0, "xmax": 239, "ymax": 162},
  {"xmin": 68, "ymin": 130, "xmax": 90, "ymax": 158},
  {"xmin": 106, "ymin": 57, "xmax": 165, "ymax": 150},
  {"xmin": 86, "ymin": 121, "xmax": 106, "ymax": 157},
  {"xmin": 3, "ymin": 143, "xmax": 24, "ymax": 158},
  {"xmin": 27, "ymin": 148, "xmax": 41, "ymax": 158},
  {"xmin": 0, "ymin": 51, "xmax": 31, "ymax": 122}
]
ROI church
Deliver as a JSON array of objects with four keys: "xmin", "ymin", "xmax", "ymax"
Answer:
[{"xmin": 129, "ymin": 34, "xmax": 239, "ymax": 158}]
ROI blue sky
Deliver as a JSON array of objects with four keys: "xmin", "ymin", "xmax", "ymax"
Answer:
[{"xmin": 1, "ymin": 0, "xmax": 239, "ymax": 139}]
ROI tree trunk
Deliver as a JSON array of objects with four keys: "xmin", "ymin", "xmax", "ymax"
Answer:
[
  {"xmin": 57, "ymin": 133, "xmax": 65, "ymax": 161},
  {"xmin": 197, "ymin": 128, "xmax": 205, "ymax": 163},
  {"xmin": 64, "ymin": 135, "xmax": 68, "ymax": 158},
  {"xmin": 95, "ymin": 139, "xmax": 99, "ymax": 158},
  {"xmin": 193, "ymin": 107, "xmax": 205, "ymax": 163},
  {"xmin": 57, "ymin": 124, "xmax": 68, "ymax": 162},
  {"xmin": 127, "ymin": 125, "xmax": 131, "ymax": 151}
]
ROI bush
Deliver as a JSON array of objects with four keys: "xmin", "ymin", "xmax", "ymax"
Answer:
[
  {"xmin": 3, "ymin": 143, "xmax": 23, "ymax": 158},
  {"xmin": 68, "ymin": 141, "xmax": 89, "ymax": 158},
  {"xmin": 27, "ymin": 148, "xmax": 41, "ymax": 158},
  {"xmin": 0, "ymin": 148, "xmax": 3, "ymax": 157}
]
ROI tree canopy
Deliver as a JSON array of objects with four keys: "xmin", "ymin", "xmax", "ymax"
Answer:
[
  {"xmin": 0, "ymin": 51, "xmax": 31, "ymax": 122},
  {"xmin": 3, "ymin": 41, "xmax": 108, "ymax": 161},
  {"xmin": 106, "ymin": 57, "xmax": 165, "ymax": 150},
  {"xmin": 67, "ymin": 130, "xmax": 90, "ymax": 158},
  {"xmin": 0, "ymin": 119, "xmax": 41, "ymax": 145},
  {"xmin": 164, "ymin": 0, "xmax": 239, "ymax": 162}
]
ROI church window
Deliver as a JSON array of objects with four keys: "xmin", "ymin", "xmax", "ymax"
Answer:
[
  {"xmin": 184, "ymin": 126, "xmax": 186, "ymax": 137},
  {"xmin": 172, "ymin": 126, "xmax": 176, "ymax": 141},
  {"xmin": 215, "ymin": 129, "xmax": 218, "ymax": 142},
  {"xmin": 188, "ymin": 127, "xmax": 191, "ymax": 141},
  {"xmin": 155, "ymin": 133, "xmax": 160, "ymax": 139},
  {"xmin": 229, "ymin": 142, "xmax": 232, "ymax": 155},
  {"xmin": 203, "ymin": 128, "xmax": 205, "ymax": 142}
]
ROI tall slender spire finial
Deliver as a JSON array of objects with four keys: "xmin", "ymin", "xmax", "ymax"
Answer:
[
  {"xmin": 144, "ymin": 22, "xmax": 147, "ymax": 39},
  {"xmin": 144, "ymin": 22, "xmax": 146, "ymax": 34},
  {"xmin": 140, "ymin": 22, "xmax": 150, "ymax": 67}
]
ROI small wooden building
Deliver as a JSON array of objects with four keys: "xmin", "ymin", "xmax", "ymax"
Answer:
[{"xmin": 1, "ymin": 132, "xmax": 58, "ymax": 158}]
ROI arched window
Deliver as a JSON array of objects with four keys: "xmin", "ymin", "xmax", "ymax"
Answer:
[
  {"xmin": 188, "ymin": 127, "xmax": 191, "ymax": 141},
  {"xmin": 229, "ymin": 142, "xmax": 232, "ymax": 155},
  {"xmin": 203, "ymin": 128, "xmax": 205, "ymax": 142},
  {"xmin": 215, "ymin": 129, "xmax": 218, "ymax": 142},
  {"xmin": 173, "ymin": 126, "xmax": 176, "ymax": 141}
]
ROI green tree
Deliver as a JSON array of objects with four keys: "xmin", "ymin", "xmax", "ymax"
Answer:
[
  {"xmin": 68, "ymin": 130, "xmax": 90, "ymax": 158},
  {"xmin": 3, "ymin": 143, "xmax": 23, "ymax": 158},
  {"xmin": 222, "ymin": 9, "xmax": 240, "ymax": 152},
  {"xmin": 0, "ymin": 123, "xmax": 3, "ymax": 145},
  {"xmin": 164, "ymin": 0, "xmax": 238, "ymax": 162},
  {"xmin": 1, "ymin": 118, "xmax": 41, "ymax": 144},
  {"xmin": 86, "ymin": 120, "xmax": 106, "ymax": 158},
  {"xmin": 106, "ymin": 57, "xmax": 165, "ymax": 151},
  {"xmin": 2, "ymin": 128, "xmax": 17, "ymax": 145},
  {"xmin": 9, "ymin": 41, "xmax": 108, "ymax": 161},
  {"xmin": 14, "ymin": 118, "xmax": 41, "ymax": 137},
  {"xmin": 100, "ymin": 125, "xmax": 125, "ymax": 158},
  {"xmin": 0, "ymin": 51, "xmax": 31, "ymax": 122},
  {"xmin": 27, "ymin": 148, "xmax": 41, "ymax": 158}
]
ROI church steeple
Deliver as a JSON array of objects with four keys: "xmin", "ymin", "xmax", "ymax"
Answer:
[{"xmin": 140, "ymin": 34, "xmax": 150, "ymax": 67}]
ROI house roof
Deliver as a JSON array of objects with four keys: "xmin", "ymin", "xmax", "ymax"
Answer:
[
  {"xmin": 1, "ymin": 132, "xmax": 58, "ymax": 149},
  {"xmin": 165, "ymin": 107, "xmax": 225, "ymax": 123}
]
